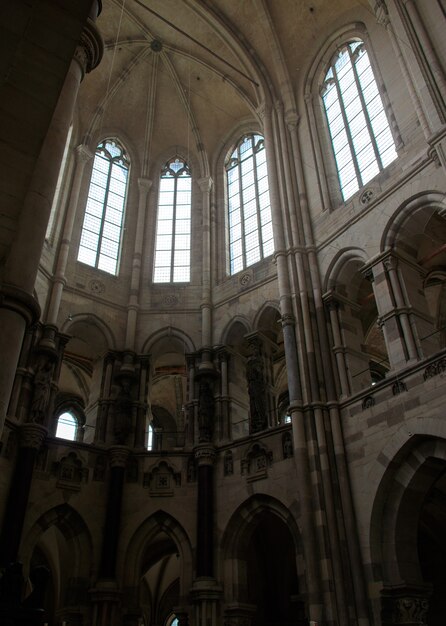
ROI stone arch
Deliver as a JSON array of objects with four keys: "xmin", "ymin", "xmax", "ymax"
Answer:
[
  {"xmin": 122, "ymin": 510, "xmax": 193, "ymax": 600},
  {"xmin": 20, "ymin": 503, "xmax": 94, "ymax": 624},
  {"xmin": 220, "ymin": 316, "xmax": 251, "ymax": 347},
  {"xmin": 141, "ymin": 326, "xmax": 195, "ymax": 357},
  {"xmin": 324, "ymin": 248, "xmax": 387, "ymax": 391},
  {"xmin": 221, "ymin": 494, "xmax": 306, "ymax": 610},
  {"xmin": 368, "ymin": 422, "xmax": 446, "ymax": 624},
  {"xmin": 61, "ymin": 313, "xmax": 116, "ymax": 351},
  {"xmin": 381, "ymin": 192, "xmax": 446, "ymax": 354}
]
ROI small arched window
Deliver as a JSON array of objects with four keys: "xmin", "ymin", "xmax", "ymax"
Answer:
[
  {"xmin": 55, "ymin": 411, "xmax": 78, "ymax": 441},
  {"xmin": 77, "ymin": 138, "xmax": 129, "ymax": 275},
  {"xmin": 154, "ymin": 157, "xmax": 192, "ymax": 283},
  {"xmin": 146, "ymin": 423, "xmax": 154, "ymax": 451},
  {"xmin": 226, "ymin": 134, "xmax": 274, "ymax": 275},
  {"xmin": 321, "ymin": 40, "xmax": 397, "ymax": 201}
]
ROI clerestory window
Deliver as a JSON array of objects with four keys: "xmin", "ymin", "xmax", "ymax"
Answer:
[
  {"xmin": 153, "ymin": 158, "xmax": 192, "ymax": 283},
  {"xmin": 55, "ymin": 411, "xmax": 78, "ymax": 441},
  {"xmin": 77, "ymin": 138, "xmax": 129, "ymax": 275},
  {"xmin": 226, "ymin": 134, "xmax": 274, "ymax": 275},
  {"xmin": 321, "ymin": 40, "xmax": 397, "ymax": 202}
]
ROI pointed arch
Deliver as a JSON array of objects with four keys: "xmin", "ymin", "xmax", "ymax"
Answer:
[{"xmin": 122, "ymin": 510, "xmax": 194, "ymax": 597}]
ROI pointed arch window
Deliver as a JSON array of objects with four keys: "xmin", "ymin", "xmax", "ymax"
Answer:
[
  {"xmin": 226, "ymin": 134, "xmax": 274, "ymax": 275},
  {"xmin": 154, "ymin": 158, "xmax": 192, "ymax": 283},
  {"xmin": 77, "ymin": 138, "xmax": 129, "ymax": 275},
  {"xmin": 321, "ymin": 40, "xmax": 397, "ymax": 202},
  {"xmin": 55, "ymin": 411, "xmax": 78, "ymax": 441}
]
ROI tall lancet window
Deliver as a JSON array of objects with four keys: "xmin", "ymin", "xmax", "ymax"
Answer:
[
  {"xmin": 321, "ymin": 40, "xmax": 397, "ymax": 201},
  {"xmin": 153, "ymin": 157, "xmax": 192, "ymax": 283},
  {"xmin": 78, "ymin": 138, "xmax": 129, "ymax": 275},
  {"xmin": 226, "ymin": 134, "xmax": 274, "ymax": 275}
]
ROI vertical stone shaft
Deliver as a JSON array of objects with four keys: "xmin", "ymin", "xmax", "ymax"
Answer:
[
  {"xmin": 0, "ymin": 424, "xmax": 47, "ymax": 566},
  {"xmin": 195, "ymin": 446, "xmax": 216, "ymax": 578},
  {"xmin": 99, "ymin": 447, "xmax": 129, "ymax": 578}
]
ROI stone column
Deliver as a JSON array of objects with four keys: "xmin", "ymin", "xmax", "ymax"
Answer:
[
  {"xmin": 0, "ymin": 18, "xmax": 103, "ymax": 441},
  {"xmin": 374, "ymin": 1, "xmax": 431, "ymax": 138},
  {"xmin": 0, "ymin": 423, "xmax": 47, "ymax": 566},
  {"xmin": 125, "ymin": 178, "xmax": 152, "ymax": 351},
  {"xmin": 192, "ymin": 439, "xmax": 221, "ymax": 626},
  {"xmin": 194, "ymin": 443, "xmax": 216, "ymax": 577},
  {"xmin": 324, "ymin": 295, "xmax": 350, "ymax": 397},
  {"xmin": 98, "ymin": 445, "xmax": 129, "ymax": 579},
  {"xmin": 216, "ymin": 348, "xmax": 230, "ymax": 441},
  {"xmin": 95, "ymin": 352, "xmax": 116, "ymax": 443},
  {"xmin": 367, "ymin": 254, "xmax": 422, "ymax": 369},
  {"xmin": 198, "ymin": 177, "xmax": 213, "ymax": 350},
  {"xmin": 46, "ymin": 144, "xmax": 93, "ymax": 325}
]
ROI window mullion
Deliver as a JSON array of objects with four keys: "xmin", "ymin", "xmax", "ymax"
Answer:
[
  {"xmin": 333, "ymin": 63, "xmax": 363, "ymax": 188},
  {"xmin": 238, "ymin": 148, "xmax": 246, "ymax": 270},
  {"xmin": 171, "ymin": 175, "xmax": 177, "ymax": 282},
  {"xmin": 96, "ymin": 156, "xmax": 113, "ymax": 268},
  {"xmin": 253, "ymin": 149, "xmax": 263, "ymax": 258},
  {"xmin": 350, "ymin": 49, "xmax": 383, "ymax": 170}
]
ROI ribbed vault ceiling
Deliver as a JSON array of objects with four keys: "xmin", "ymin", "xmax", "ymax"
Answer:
[{"xmin": 78, "ymin": 0, "xmax": 364, "ymax": 175}]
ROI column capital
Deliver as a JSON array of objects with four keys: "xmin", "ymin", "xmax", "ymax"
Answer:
[
  {"xmin": 20, "ymin": 423, "xmax": 47, "ymax": 449},
  {"xmin": 109, "ymin": 445, "xmax": 130, "ymax": 468},
  {"xmin": 137, "ymin": 177, "xmax": 152, "ymax": 192},
  {"xmin": 74, "ymin": 19, "xmax": 104, "ymax": 79},
  {"xmin": 197, "ymin": 176, "xmax": 213, "ymax": 194},
  {"xmin": 374, "ymin": 0, "xmax": 390, "ymax": 27},
  {"xmin": 75, "ymin": 143, "xmax": 93, "ymax": 165},
  {"xmin": 0, "ymin": 284, "xmax": 41, "ymax": 327},
  {"xmin": 194, "ymin": 443, "xmax": 216, "ymax": 466},
  {"xmin": 285, "ymin": 109, "xmax": 300, "ymax": 131}
]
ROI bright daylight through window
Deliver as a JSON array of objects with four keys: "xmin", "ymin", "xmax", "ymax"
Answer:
[
  {"xmin": 154, "ymin": 158, "xmax": 192, "ymax": 283},
  {"xmin": 78, "ymin": 139, "xmax": 129, "ymax": 275},
  {"xmin": 226, "ymin": 134, "xmax": 274, "ymax": 275},
  {"xmin": 322, "ymin": 41, "xmax": 397, "ymax": 201}
]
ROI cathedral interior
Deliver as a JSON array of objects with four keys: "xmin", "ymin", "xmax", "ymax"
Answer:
[{"xmin": 1, "ymin": 1, "xmax": 446, "ymax": 625}]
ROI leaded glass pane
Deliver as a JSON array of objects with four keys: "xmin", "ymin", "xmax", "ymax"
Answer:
[
  {"xmin": 322, "ymin": 40, "xmax": 397, "ymax": 201},
  {"xmin": 154, "ymin": 157, "xmax": 192, "ymax": 283}
]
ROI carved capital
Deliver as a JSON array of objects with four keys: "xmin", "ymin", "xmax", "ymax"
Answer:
[
  {"xmin": 194, "ymin": 443, "xmax": 216, "ymax": 466},
  {"xmin": 280, "ymin": 313, "xmax": 295, "ymax": 327},
  {"xmin": 75, "ymin": 143, "xmax": 93, "ymax": 165},
  {"xmin": 374, "ymin": 0, "xmax": 390, "ymax": 26},
  {"xmin": 20, "ymin": 423, "xmax": 47, "ymax": 449},
  {"xmin": 138, "ymin": 177, "xmax": 152, "ymax": 193},
  {"xmin": 285, "ymin": 109, "xmax": 300, "ymax": 131},
  {"xmin": 197, "ymin": 176, "xmax": 213, "ymax": 194},
  {"xmin": 0, "ymin": 283, "xmax": 41, "ymax": 326},
  {"xmin": 74, "ymin": 19, "xmax": 104, "ymax": 79},
  {"xmin": 109, "ymin": 445, "xmax": 130, "ymax": 468}
]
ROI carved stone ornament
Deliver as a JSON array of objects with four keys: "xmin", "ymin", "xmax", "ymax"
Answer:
[
  {"xmin": 163, "ymin": 294, "xmax": 179, "ymax": 306},
  {"xmin": 362, "ymin": 395, "xmax": 375, "ymax": 410},
  {"xmin": 144, "ymin": 460, "xmax": 181, "ymax": 496},
  {"xmin": 392, "ymin": 380, "xmax": 407, "ymax": 395},
  {"xmin": 109, "ymin": 445, "xmax": 130, "ymax": 468},
  {"xmin": 224, "ymin": 450, "xmax": 234, "ymax": 475},
  {"xmin": 393, "ymin": 596, "xmax": 429, "ymax": 624},
  {"xmin": 241, "ymin": 442, "xmax": 273, "ymax": 482},
  {"xmin": 360, "ymin": 188, "xmax": 374, "ymax": 204},
  {"xmin": 89, "ymin": 279, "xmax": 105, "ymax": 294},
  {"xmin": 19, "ymin": 423, "xmax": 48, "ymax": 449},
  {"xmin": 423, "ymin": 356, "xmax": 446, "ymax": 380},
  {"xmin": 53, "ymin": 451, "xmax": 88, "ymax": 491},
  {"xmin": 74, "ymin": 19, "xmax": 104, "ymax": 78},
  {"xmin": 239, "ymin": 271, "xmax": 252, "ymax": 287}
]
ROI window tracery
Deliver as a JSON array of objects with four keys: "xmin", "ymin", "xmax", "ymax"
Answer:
[
  {"xmin": 321, "ymin": 40, "xmax": 397, "ymax": 201},
  {"xmin": 153, "ymin": 157, "xmax": 192, "ymax": 283},
  {"xmin": 225, "ymin": 134, "xmax": 274, "ymax": 274},
  {"xmin": 77, "ymin": 138, "xmax": 129, "ymax": 275}
]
